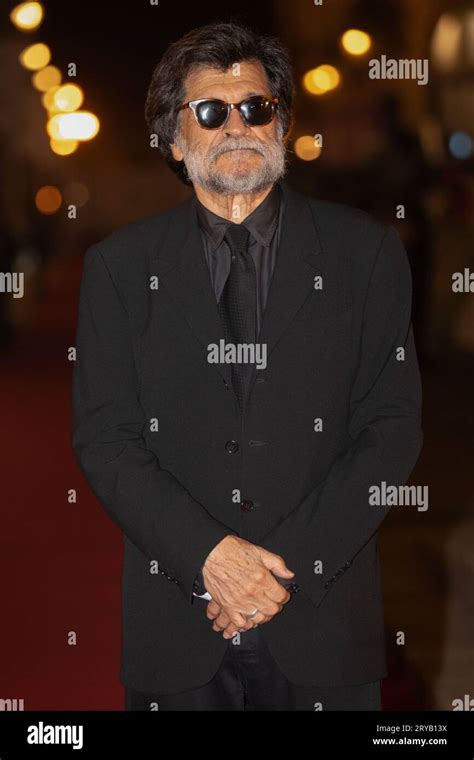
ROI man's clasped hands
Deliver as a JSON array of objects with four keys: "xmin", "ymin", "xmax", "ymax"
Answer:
[{"xmin": 202, "ymin": 535, "xmax": 295, "ymax": 639}]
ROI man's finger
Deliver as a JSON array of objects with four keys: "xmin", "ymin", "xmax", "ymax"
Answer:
[
  {"xmin": 206, "ymin": 600, "xmax": 221, "ymax": 619},
  {"xmin": 213, "ymin": 610, "xmax": 232, "ymax": 630},
  {"xmin": 222, "ymin": 624, "xmax": 240, "ymax": 638},
  {"xmin": 257, "ymin": 547, "xmax": 294, "ymax": 579}
]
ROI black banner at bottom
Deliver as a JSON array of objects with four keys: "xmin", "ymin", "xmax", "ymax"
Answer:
[{"xmin": 0, "ymin": 710, "xmax": 473, "ymax": 757}]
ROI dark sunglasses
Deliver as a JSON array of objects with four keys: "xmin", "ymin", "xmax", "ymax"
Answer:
[{"xmin": 179, "ymin": 95, "xmax": 279, "ymax": 130}]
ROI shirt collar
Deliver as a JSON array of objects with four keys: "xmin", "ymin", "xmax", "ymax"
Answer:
[{"xmin": 195, "ymin": 183, "xmax": 281, "ymax": 252}]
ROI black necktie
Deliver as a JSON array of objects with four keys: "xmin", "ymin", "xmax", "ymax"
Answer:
[{"xmin": 217, "ymin": 223, "xmax": 256, "ymax": 411}]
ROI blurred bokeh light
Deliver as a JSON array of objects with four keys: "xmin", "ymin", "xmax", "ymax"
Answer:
[
  {"xmin": 303, "ymin": 64, "xmax": 341, "ymax": 95},
  {"xmin": 341, "ymin": 29, "xmax": 371, "ymax": 56},
  {"xmin": 10, "ymin": 2, "xmax": 44, "ymax": 31},
  {"xmin": 49, "ymin": 138, "xmax": 79, "ymax": 156},
  {"xmin": 19, "ymin": 42, "xmax": 50, "ymax": 70},
  {"xmin": 52, "ymin": 84, "xmax": 84, "ymax": 112},
  {"xmin": 294, "ymin": 135, "xmax": 322, "ymax": 161},
  {"xmin": 47, "ymin": 112, "xmax": 100, "ymax": 141},
  {"xmin": 35, "ymin": 185, "xmax": 62, "ymax": 214},
  {"xmin": 32, "ymin": 65, "xmax": 62, "ymax": 92}
]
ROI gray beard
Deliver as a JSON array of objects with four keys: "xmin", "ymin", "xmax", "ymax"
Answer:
[{"xmin": 175, "ymin": 126, "xmax": 288, "ymax": 195}]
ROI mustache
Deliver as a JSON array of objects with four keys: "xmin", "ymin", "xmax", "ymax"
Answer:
[{"xmin": 208, "ymin": 139, "xmax": 270, "ymax": 160}]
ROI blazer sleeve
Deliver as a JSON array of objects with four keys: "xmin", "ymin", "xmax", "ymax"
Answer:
[
  {"xmin": 259, "ymin": 225, "xmax": 423, "ymax": 609},
  {"xmin": 71, "ymin": 243, "xmax": 234, "ymax": 604}
]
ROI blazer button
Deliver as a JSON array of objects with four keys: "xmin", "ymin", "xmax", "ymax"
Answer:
[
  {"xmin": 225, "ymin": 440, "xmax": 239, "ymax": 454},
  {"xmin": 240, "ymin": 500, "xmax": 254, "ymax": 512}
]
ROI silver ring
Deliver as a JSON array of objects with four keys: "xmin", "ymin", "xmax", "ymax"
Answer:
[{"xmin": 246, "ymin": 608, "xmax": 259, "ymax": 618}]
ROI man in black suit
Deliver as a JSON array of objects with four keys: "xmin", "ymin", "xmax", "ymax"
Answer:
[{"xmin": 72, "ymin": 21, "xmax": 423, "ymax": 711}]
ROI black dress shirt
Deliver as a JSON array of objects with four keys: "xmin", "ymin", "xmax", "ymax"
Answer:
[
  {"xmin": 196, "ymin": 182, "xmax": 284, "ymax": 338},
  {"xmin": 192, "ymin": 183, "xmax": 284, "ymax": 598}
]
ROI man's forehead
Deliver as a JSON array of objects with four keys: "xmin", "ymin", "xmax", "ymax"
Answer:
[{"xmin": 184, "ymin": 61, "xmax": 268, "ymax": 97}]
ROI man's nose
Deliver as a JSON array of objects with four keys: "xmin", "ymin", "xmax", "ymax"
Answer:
[{"xmin": 223, "ymin": 106, "xmax": 250, "ymax": 135}]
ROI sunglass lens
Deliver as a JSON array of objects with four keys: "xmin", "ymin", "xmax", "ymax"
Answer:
[
  {"xmin": 240, "ymin": 97, "xmax": 274, "ymax": 125},
  {"xmin": 196, "ymin": 100, "xmax": 228, "ymax": 129}
]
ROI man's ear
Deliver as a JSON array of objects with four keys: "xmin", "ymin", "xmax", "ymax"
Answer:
[{"xmin": 170, "ymin": 142, "xmax": 184, "ymax": 162}]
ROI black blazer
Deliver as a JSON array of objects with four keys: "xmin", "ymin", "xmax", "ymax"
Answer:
[{"xmin": 72, "ymin": 179, "xmax": 423, "ymax": 694}]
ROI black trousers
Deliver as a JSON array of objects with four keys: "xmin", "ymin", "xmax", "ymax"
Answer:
[{"xmin": 124, "ymin": 625, "xmax": 381, "ymax": 711}]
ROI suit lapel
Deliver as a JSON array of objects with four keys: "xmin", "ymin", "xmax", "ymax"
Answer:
[
  {"xmin": 245, "ymin": 180, "xmax": 326, "ymax": 400},
  {"xmin": 256, "ymin": 180, "xmax": 325, "ymax": 353},
  {"xmin": 156, "ymin": 195, "xmax": 233, "ymax": 387},
  {"xmin": 155, "ymin": 180, "xmax": 326, "ymax": 403}
]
